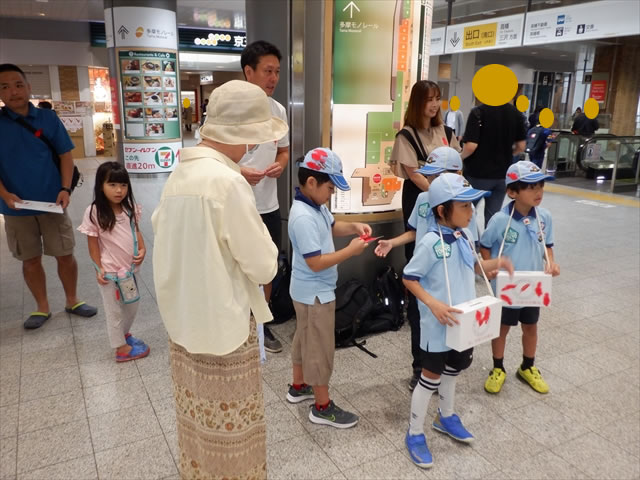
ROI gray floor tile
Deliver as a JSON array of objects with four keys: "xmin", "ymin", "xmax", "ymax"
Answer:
[
  {"xmin": 0, "ymin": 404, "xmax": 18, "ymax": 439},
  {"xmin": 151, "ymin": 396, "xmax": 176, "ymax": 435},
  {"xmin": 20, "ymin": 328, "xmax": 74, "ymax": 355},
  {"xmin": 20, "ymin": 345, "xmax": 77, "ymax": 376},
  {"xmin": 17, "ymin": 455, "xmax": 98, "ymax": 480},
  {"xmin": 75, "ymin": 338, "xmax": 113, "ymax": 364},
  {"xmin": 88, "ymin": 401, "xmax": 163, "ymax": 452},
  {"xmin": 18, "ymin": 390, "xmax": 86, "ymax": 434},
  {"xmin": 265, "ymin": 401, "xmax": 307, "ymax": 445},
  {"xmin": 79, "ymin": 358, "xmax": 139, "ymax": 388},
  {"xmin": 554, "ymin": 432, "xmax": 640, "ymax": 480},
  {"xmin": 597, "ymin": 410, "xmax": 640, "ymax": 458},
  {"xmin": 141, "ymin": 370, "xmax": 173, "ymax": 402},
  {"xmin": 94, "ymin": 435, "xmax": 177, "ymax": 480},
  {"xmin": 16, "ymin": 418, "xmax": 92, "ymax": 474},
  {"xmin": 341, "ymin": 450, "xmax": 428, "ymax": 479},
  {"xmin": 19, "ymin": 365, "xmax": 82, "ymax": 403},
  {"xmin": 0, "ymin": 374, "xmax": 19, "ymax": 408},
  {"xmin": 580, "ymin": 371, "xmax": 640, "ymax": 415},
  {"xmin": 267, "ymin": 434, "xmax": 340, "ymax": 480},
  {"xmin": 84, "ymin": 375, "xmax": 150, "ymax": 417},
  {"xmin": 500, "ymin": 449, "xmax": 589, "ymax": 479},
  {"xmin": 0, "ymin": 436, "xmax": 17, "ymax": 480},
  {"xmin": 501, "ymin": 401, "xmax": 589, "ymax": 448}
]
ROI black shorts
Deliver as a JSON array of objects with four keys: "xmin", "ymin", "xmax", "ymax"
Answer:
[
  {"xmin": 501, "ymin": 307, "xmax": 540, "ymax": 326},
  {"xmin": 420, "ymin": 347, "xmax": 474, "ymax": 375},
  {"xmin": 260, "ymin": 209, "xmax": 282, "ymax": 253}
]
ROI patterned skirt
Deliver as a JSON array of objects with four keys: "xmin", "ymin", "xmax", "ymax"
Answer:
[{"xmin": 169, "ymin": 318, "xmax": 266, "ymax": 480}]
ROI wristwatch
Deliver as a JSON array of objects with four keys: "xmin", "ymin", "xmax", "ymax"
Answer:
[{"xmin": 60, "ymin": 187, "xmax": 72, "ymax": 194}]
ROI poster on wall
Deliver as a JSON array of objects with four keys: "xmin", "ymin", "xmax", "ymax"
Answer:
[
  {"xmin": 119, "ymin": 49, "xmax": 180, "ymax": 143},
  {"xmin": 123, "ymin": 142, "xmax": 182, "ymax": 172},
  {"xmin": 331, "ymin": 0, "xmax": 418, "ymax": 214}
]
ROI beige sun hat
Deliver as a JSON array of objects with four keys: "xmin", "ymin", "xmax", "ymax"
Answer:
[{"xmin": 199, "ymin": 80, "xmax": 288, "ymax": 144}]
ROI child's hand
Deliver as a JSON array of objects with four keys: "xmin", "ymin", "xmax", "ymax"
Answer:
[
  {"xmin": 353, "ymin": 222, "xmax": 372, "ymax": 237},
  {"xmin": 95, "ymin": 267, "xmax": 109, "ymax": 285},
  {"xmin": 428, "ymin": 299, "xmax": 462, "ymax": 326},
  {"xmin": 498, "ymin": 257, "xmax": 514, "ymax": 276},
  {"xmin": 485, "ymin": 269, "xmax": 499, "ymax": 280},
  {"xmin": 133, "ymin": 247, "xmax": 146, "ymax": 265},
  {"xmin": 545, "ymin": 261, "xmax": 560, "ymax": 277},
  {"xmin": 374, "ymin": 239, "xmax": 393, "ymax": 258},
  {"xmin": 348, "ymin": 237, "xmax": 369, "ymax": 256}
]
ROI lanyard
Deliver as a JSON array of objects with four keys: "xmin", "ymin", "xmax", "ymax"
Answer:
[
  {"xmin": 92, "ymin": 212, "xmax": 138, "ymax": 281},
  {"xmin": 497, "ymin": 205, "xmax": 550, "ymax": 267},
  {"xmin": 438, "ymin": 225, "xmax": 494, "ymax": 306}
]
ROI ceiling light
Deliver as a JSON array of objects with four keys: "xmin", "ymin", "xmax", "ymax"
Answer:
[
  {"xmin": 531, "ymin": 51, "xmax": 538, "ymax": 55},
  {"xmin": 545, "ymin": 0, "xmax": 561, "ymax": 4},
  {"xmin": 178, "ymin": 23, "xmax": 187, "ymax": 26},
  {"xmin": 483, "ymin": 10, "xmax": 496, "ymax": 16},
  {"xmin": 38, "ymin": 12, "xmax": 46, "ymax": 16},
  {"xmin": 35, "ymin": 0, "xmax": 48, "ymax": 2},
  {"xmin": 560, "ymin": 54, "xmax": 567, "ymax": 57}
]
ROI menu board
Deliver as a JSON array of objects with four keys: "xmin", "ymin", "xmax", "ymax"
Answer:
[{"xmin": 118, "ymin": 49, "xmax": 180, "ymax": 141}]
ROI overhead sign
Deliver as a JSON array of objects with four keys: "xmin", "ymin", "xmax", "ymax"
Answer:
[
  {"xmin": 105, "ymin": 7, "xmax": 177, "ymax": 49},
  {"xmin": 444, "ymin": 14, "xmax": 523, "ymax": 54},
  {"xmin": 523, "ymin": 0, "xmax": 640, "ymax": 45}
]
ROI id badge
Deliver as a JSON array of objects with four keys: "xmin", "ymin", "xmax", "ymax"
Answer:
[{"xmin": 116, "ymin": 274, "xmax": 140, "ymax": 304}]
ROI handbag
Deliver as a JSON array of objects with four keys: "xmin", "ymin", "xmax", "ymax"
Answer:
[{"xmin": 2, "ymin": 108, "xmax": 82, "ymax": 191}]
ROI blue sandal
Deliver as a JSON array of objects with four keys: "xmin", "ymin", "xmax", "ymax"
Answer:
[
  {"xmin": 125, "ymin": 333, "xmax": 145, "ymax": 347},
  {"xmin": 116, "ymin": 343, "xmax": 150, "ymax": 362}
]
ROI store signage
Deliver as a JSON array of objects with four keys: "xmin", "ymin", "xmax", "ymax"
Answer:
[
  {"xmin": 590, "ymin": 80, "xmax": 607, "ymax": 103},
  {"xmin": 444, "ymin": 14, "xmax": 523, "ymax": 54},
  {"xmin": 200, "ymin": 72, "xmax": 213, "ymax": 85},
  {"xmin": 430, "ymin": 27, "xmax": 445, "ymax": 56},
  {"xmin": 523, "ymin": 0, "xmax": 640, "ymax": 46},
  {"xmin": 123, "ymin": 141, "xmax": 182, "ymax": 173}
]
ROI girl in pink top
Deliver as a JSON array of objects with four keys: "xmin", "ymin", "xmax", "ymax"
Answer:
[{"xmin": 78, "ymin": 162, "xmax": 149, "ymax": 362}]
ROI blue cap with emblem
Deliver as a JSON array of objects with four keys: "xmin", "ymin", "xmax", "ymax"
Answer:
[
  {"xmin": 416, "ymin": 146, "xmax": 463, "ymax": 175},
  {"xmin": 429, "ymin": 173, "xmax": 490, "ymax": 207}
]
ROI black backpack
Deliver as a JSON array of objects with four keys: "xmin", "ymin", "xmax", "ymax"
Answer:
[
  {"xmin": 268, "ymin": 254, "xmax": 295, "ymax": 324},
  {"xmin": 525, "ymin": 126, "xmax": 547, "ymax": 156},
  {"xmin": 334, "ymin": 280, "xmax": 377, "ymax": 357},
  {"xmin": 368, "ymin": 266, "xmax": 405, "ymax": 332}
]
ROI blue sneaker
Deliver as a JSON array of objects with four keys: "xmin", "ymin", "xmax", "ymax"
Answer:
[
  {"xmin": 405, "ymin": 430, "xmax": 433, "ymax": 468},
  {"xmin": 432, "ymin": 409, "xmax": 474, "ymax": 443},
  {"xmin": 116, "ymin": 343, "xmax": 150, "ymax": 362}
]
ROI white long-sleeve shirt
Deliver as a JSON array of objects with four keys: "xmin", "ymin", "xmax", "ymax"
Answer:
[{"xmin": 152, "ymin": 146, "xmax": 278, "ymax": 355}]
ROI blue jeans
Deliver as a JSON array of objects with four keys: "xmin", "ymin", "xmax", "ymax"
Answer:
[{"xmin": 466, "ymin": 177, "xmax": 507, "ymax": 227}]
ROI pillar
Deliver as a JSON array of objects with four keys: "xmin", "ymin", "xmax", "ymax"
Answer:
[{"xmin": 104, "ymin": 0, "xmax": 181, "ymax": 173}]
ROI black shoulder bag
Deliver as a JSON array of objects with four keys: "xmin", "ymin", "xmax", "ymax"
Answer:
[
  {"xmin": 396, "ymin": 125, "xmax": 454, "ymax": 167},
  {"xmin": 3, "ymin": 108, "xmax": 82, "ymax": 191}
]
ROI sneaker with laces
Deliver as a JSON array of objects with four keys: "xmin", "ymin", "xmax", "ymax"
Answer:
[
  {"xmin": 432, "ymin": 409, "xmax": 474, "ymax": 443},
  {"xmin": 309, "ymin": 401, "xmax": 358, "ymax": 429},
  {"xmin": 263, "ymin": 326, "xmax": 283, "ymax": 353},
  {"xmin": 484, "ymin": 367, "xmax": 506, "ymax": 394},
  {"xmin": 405, "ymin": 430, "xmax": 433, "ymax": 468},
  {"xmin": 517, "ymin": 366, "xmax": 549, "ymax": 393},
  {"xmin": 286, "ymin": 384, "xmax": 314, "ymax": 403}
]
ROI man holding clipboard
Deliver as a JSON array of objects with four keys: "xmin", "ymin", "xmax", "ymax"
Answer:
[{"xmin": 0, "ymin": 63, "xmax": 97, "ymax": 329}]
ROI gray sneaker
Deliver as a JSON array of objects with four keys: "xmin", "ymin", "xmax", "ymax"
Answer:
[
  {"xmin": 263, "ymin": 326, "xmax": 283, "ymax": 353},
  {"xmin": 286, "ymin": 384, "xmax": 314, "ymax": 404},
  {"xmin": 309, "ymin": 401, "xmax": 359, "ymax": 429}
]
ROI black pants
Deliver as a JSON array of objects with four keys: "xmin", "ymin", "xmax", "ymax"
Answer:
[{"xmin": 401, "ymin": 179, "xmax": 422, "ymax": 372}]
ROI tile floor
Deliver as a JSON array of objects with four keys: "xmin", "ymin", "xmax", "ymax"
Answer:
[{"xmin": 0, "ymin": 155, "xmax": 639, "ymax": 479}]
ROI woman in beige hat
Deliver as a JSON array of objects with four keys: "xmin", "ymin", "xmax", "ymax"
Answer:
[{"xmin": 152, "ymin": 80, "xmax": 288, "ymax": 479}]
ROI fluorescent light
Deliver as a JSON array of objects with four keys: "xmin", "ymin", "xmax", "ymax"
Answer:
[
  {"xmin": 179, "ymin": 52, "xmax": 240, "ymax": 64},
  {"xmin": 38, "ymin": 12, "xmax": 46, "ymax": 16}
]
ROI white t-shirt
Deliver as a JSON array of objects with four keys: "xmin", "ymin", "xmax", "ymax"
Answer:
[{"xmin": 238, "ymin": 97, "xmax": 289, "ymax": 214}]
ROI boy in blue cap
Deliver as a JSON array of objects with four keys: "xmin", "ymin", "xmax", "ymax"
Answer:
[
  {"xmin": 480, "ymin": 161, "xmax": 560, "ymax": 394},
  {"xmin": 403, "ymin": 173, "xmax": 513, "ymax": 468},
  {"xmin": 286, "ymin": 147, "xmax": 371, "ymax": 428},
  {"xmin": 375, "ymin": 146, "xmax": 480, "ymax": 391}
]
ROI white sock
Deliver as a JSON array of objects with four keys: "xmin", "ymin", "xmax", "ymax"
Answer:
[
  {"xmin": 409, "ymin": 374, "xmax": 440, "ymax": 435},
  {"xmin": 438, "ymin": 365, "xmax": 460, "ymax": 418}
]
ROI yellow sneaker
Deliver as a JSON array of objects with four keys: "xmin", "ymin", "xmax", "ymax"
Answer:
[
  {"xmin": 517, "ymin": 366, "xmax": 549, "ymax": 394},
  {"xmin": 484, "ymin": 368, "xmax": 506, "ymax": 394}
]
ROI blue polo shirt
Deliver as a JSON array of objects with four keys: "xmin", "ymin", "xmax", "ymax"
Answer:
[
  {"xmin": 0, "ymin": 104, "xmax": 74, "ymax": 215},
  {"xmin": 288, "ymin": 187, "xmax": 337, "ymax": 305},
  {"xmin": 403, "ymin": 225, "xmax": 477, "ymax": 352},
  {"xmin": 480, "ymin": 201, "xmax": 554, "ymax": 307},
  {"xmin": 408, "ymin": 191, "xmax": 479, "ymax": 243}
]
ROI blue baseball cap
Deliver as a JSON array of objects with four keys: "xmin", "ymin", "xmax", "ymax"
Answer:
[
  {"xmin": 416, "ymin": 146, "xmax": 463, "ymax": 175},
  {"xmin": 506, "ymin": 161, "xmax": 555, "ymax": 185},
  {"xmin": 299, "ymin": 148, "xmax": 350, "ymax": 191},
  {"xmin": 429, "ymin": 173, "xmax": 490, "ymax": 207}
]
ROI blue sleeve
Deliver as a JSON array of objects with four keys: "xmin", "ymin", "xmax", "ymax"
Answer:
[
  {"xmin": 49, "ymin": 114, "xmax": 74, "ymax": 155},
  {"xmin": 403, "ymin": 236, "xmax": 436, "ymax": 281},
  {"xmin": 290, "ymin": 215, "xmax": 323, "ymax": 258},
  {"xmin": 407, "ymin": 200, "xmax": 418, "ymax": 230},
  {"xmin": 480, "ymin": 214, "xmax": 503, "ymax": 251},
  {"xmin": 326, "ymin": 207, "xmax": 335, "ymax": 227}
]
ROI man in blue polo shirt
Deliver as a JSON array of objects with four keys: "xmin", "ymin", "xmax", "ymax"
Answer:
[{"xmin": 0, "ymin": 64, "xmax": 97, "ymax": 329}]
